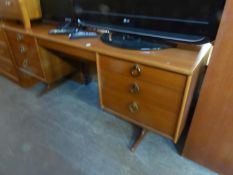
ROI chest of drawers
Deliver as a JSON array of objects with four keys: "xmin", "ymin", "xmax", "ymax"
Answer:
[
  {"xmin": 4, "ymin": 28, "xmax": 76, "ymax": 87},
  {"xmin": 6, "ymin": 30, "xmax": 44, "ymax": 78},
  {"xmin": 98, "ymin": 54, "xmax": 205, "ymax": 142},
  {"xmin": 0, "ymin": 27, "xmax": 18, "ymax": 81}
]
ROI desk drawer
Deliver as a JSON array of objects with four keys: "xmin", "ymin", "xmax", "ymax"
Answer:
[
  {"xmin": 0, "ymin": 28, "xmax": 5, "ymax": 42},
  {"xmin": 14, "ymin": 48, "xmax": 44, "ymax": 78},
  {"xmin": 6, "ymin": 30, "xmax": 44, "ymax": 78},
  {"xmin": 102, "ymin": 88, "xmax": 178, "ymax": 137},
  {"xmin": 6, "ymin": 30, "xmax": 34, "ymax": 44},
  {"xmin": 101, "ymin": 69, "xmax": 183, "ymax": 114},
  {"xmin": 0, "ymin": 42, "xmax": 11, "ymax": 59},
  {"xmin": 99, "ymin": 55, "xmax": 186, "ymax": 92},
  {"xmin": 98, "ymin": 55, "xmax": 187, "ymax": 137},
  {"xmin": 0, "ymin": 57, "xmax": 17, "ymax": 76}
]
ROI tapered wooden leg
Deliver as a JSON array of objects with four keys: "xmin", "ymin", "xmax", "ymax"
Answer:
[{"xmin": 130, "ymin": 128, "xmax": 148, "ymax": 152}]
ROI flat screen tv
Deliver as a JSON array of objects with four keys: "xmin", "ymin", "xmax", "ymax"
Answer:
[
  {"xmin": 74, "ymin": 0, "xmax": 226, "ymax": 44},
  {"xmin": 40, "ymin": 0, "xmax": 75, "ymax": 23}
]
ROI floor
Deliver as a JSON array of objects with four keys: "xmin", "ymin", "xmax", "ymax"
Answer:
[{"xmin": 0, "ymin": 76, "xmax": 217, "ymax": 175}]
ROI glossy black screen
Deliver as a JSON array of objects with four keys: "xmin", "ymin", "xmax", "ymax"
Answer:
[{"xmin": 74, "ymin": 0, "xmax": 225, "ymax": 43}]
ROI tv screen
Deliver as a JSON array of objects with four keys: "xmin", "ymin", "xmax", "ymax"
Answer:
[
  {"xmin": 40, "ymin": 0, "xmax": 75, "ymax": 23},
  {"xmin": 74, "ymin": 0, "xmax": 226, "ymax": 43}
]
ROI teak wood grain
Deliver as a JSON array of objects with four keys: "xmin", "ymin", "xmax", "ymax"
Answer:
[
  {"xmin": 102, "ymin": 88, "xmax": 178, "ymax": 137},
  {"xmin": 97, "ymin": 54, "xmax": 210, "ymax": 142},
  {"xmin": 0, "ymin": 25, "xmax": 18, "ymax": 82},
  {"xmin": 101, "ymin": 69, "xmax": 183, "ymax": 114},
  {"xmin": 0, "ymin": 21, "xmax": 212, "ymax": 144},
  {"xmin": 99, "ymin": 55, "xmax": 187, "ymax": 92},
  {"xmin": 0, "ymin": 42, "xmax": 11, "ymax": 59},
  {"xmin": 6, "ymin": 30, "xmax": 44, "ymax": 78},
  {"xmin": 4, "ymin": 28, "xmax": 75, "ymax": 85},
  {"xmin": 38, "ymin": 46, "xmax": 76, "ymax": 84},
  {"xmin": 0, "ymin": 0, "xmax": 41, "ymax": 29},
  {"xmin": 0, "ymin": 56, "xmax": 17, "ymax": 80},
  {"xmin": 183, "ymin": 0, "xmax": 233, "ymax": 174},
  {"xmin": 1, "ymin": 23, "xmax": 209, "ymax": 75}
]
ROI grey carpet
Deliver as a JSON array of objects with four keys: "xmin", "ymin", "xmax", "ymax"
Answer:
[{"xmin": 0, "ymin": 76, "xmax": 217, "ymax": 175}]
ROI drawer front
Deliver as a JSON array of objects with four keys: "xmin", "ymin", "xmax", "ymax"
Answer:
[
  {"xmin": 6, "ymin": 30, "xmax": 34, "ymax": 44},
  {"xmin": 99, "ymin": 55, "xmax": 186, "ymax": 93},
  {"xmin": 99, "ymin": 56, "xmax": 187, "ymax": 137},
  {"xmin": 0, "ymin": 28, "xmax": 5, "ymax": 42},
  {"xmin": 6, "ymin": 30, "xmax": 44, "ymax": 78},
  {"xmin": 0, "ymin": 43, "xmax": 11, "ymax": 59},
  {"xmin": 101, "ymin": 69, "xmax": 183, "ymax": 114},
  {"xmin": 13, "ymin": 45, "xmax": 44, "ymax": 77},
  {"xmin": 0, "ymin": 0, "xmax": 21, "ymax": 19},
  {"xmin": 102, "ymin": 88, "xmax": 178, "ymax": 137},
  {"xmin": 0, "ymin": 58, "xmax": 17, "ymax": 77}
]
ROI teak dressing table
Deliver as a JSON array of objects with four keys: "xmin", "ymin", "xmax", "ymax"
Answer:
[{"xmin": 0, "ymin": 1, "xmax": 212, "ymax": 150}]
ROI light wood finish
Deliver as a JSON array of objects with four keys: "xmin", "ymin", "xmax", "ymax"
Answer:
[
  {"xmin": 0, "ymin": 56, "xmax": 17, "ymax": 81},
  {"xmin": 101, "ymin": 69, "xmax": 183, "ymax": 113},
  {"xmin": 174, "ymin": 51, "xmax": 209, "ymax": 142},
  {"xmin": 0, "ymin": 27, "xmax": 6, "ymax": 42},
  {"xmin": 183, "ymin": 0, "xmax": 233, "ymax": 174},
  {"xmin": 99, "ymin": 55, "xmax": 187, "ymax": 92},
  {"xmin": 2, "ymin": 23, "xmax": 206, "ymax": 75},
  {"xmin": 17, "ymin": 70, "xmax": 38, "ymax": 88},
  {"xmin": 1, "ymin": 22, "xmax": 212, "ymax": 144},
  {"xmin": 37, "ymin": 38, "xmax": 97, "ymax": 63},
  {"xmin": 0, "ymin": 25, "xmax": 18, "ymax": 82},
  {"xmin": 0, "ymin": 0, "xmax": 41, "ymax": 29},
  {"xmin": 0, "ymin": 0, "xmax": 41, "ymax": 20},
  {"xmin": 4, "ymin": 28, "xmax": 76, "ymax": 87},
  {"xmin": 6, "ymin": 30, "xmax": 44, "ymax": 78},
  {"xmin": 0, "ymin": 42, "xmax": 11, "ymax": 59},
  {"xmin": 0, "ymin": 0, "xmax": 21, "ymax": 20},
  {"xmin": 98, "ymin": 54, "xmax": 209, "ymax": 142},
  {"xmin": 38, "ymin": 46, "xmax": 76, "ymax": 84}
]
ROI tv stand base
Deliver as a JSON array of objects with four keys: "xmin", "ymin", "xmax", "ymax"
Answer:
[{"xmin": 101, "ymin": 32, "xmax": 176, "ymax": 51}]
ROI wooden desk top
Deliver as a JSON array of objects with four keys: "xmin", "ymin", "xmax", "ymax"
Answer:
[{"xmin": 2, "ymin": 22, "xmax": 212, "ymax": 75}]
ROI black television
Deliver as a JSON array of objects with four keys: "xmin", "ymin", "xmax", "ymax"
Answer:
[
  {"xmin": 40, "ymin": 0, "xmax": 75, "ymax": 23},
  {"xmin": 74, "ymin": 0, "xmax": 226, "ymax": 44}
]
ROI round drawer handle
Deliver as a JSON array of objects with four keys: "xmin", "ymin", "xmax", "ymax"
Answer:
[
  {"xmin": 19, "ymin": 45, "xmax": 27, "ymax": 54},
  {"xmin": 128, "ymin": 102, "xmax": 139, "ymax": 113},
  {"xmin": 16, "ymin": 33, "xmax": 24, "ymax": 41},
  {"xmin": 131, "ymin": 64, "xmax": 141, "ymax": 77},
  {"xmin": 129, "ymin": 83, "xmax": 140, "ymax": 94},
  {"xmin": 5, "ymin": 0, "xmax": 12, "ymax": 7},
  {"xmin": 22, "ymin": 58, "xmax": 29, "ymax": 68}
]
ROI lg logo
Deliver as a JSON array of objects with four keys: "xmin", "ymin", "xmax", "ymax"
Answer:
[{"xmin": 123, "ymin": 18, "xmax": 130, "ymax": 24}]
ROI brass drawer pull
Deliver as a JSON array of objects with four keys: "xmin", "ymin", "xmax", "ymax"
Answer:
[
  {"xmin": 128, "ymin": 102, "xmax": 139, "ymax": 113},
  {"xmin": 22, "ymin": 58, "xmax": 29, "ymax": 68},
  {"xmin": 129, "ymin": 83, "xmax": 140, "ymax": 94},
  {"xmin": 5, "ymin": 0, "xmax": 12, "ymax": 7},
  {"xmin": 131, "ymin": 64, "xmax": 141, "ymax": 77},
  {"xmin": 19, "ymin": 45, "xmax": 27, "ymax": 54},
  {"xmin": 16, "ymin": 33, "xmax": 24, "ymax": 41}
]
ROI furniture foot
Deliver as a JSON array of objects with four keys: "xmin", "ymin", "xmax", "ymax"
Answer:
[{"xmin": 130, "ymin": 127, "xmax": 148, "ymax": 152}]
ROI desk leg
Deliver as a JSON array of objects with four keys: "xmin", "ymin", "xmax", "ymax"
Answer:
[{"xmin": 130, "ymin": 128, "xmax": 148, "ymax": 152}]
